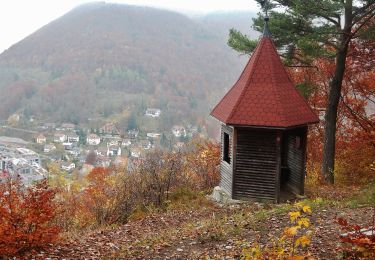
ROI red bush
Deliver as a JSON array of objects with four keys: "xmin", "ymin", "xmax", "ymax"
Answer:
[{"xmin": 0, "ymin": 178, "xmax": 60, "ymax": 256}]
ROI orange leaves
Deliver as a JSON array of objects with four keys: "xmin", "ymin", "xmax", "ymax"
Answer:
[
  {"xmin": 288, "ymin": 39, "xmax": 375, "ymax": 184},
  {"xmin": 0, "ymin": 179, "xmax": 60, "ymax": 256},
  {"xmin": 337, "ymin": 212, "xmax": 375, "ymax": 258},
  {"xmin": 86, "ymin": 167, "xmax": 111, "ymax": 183},
  {"xmin": 284, "ymin": 226, "xmax": 300, "ymax": 237},
  {"xmin": 184, "ymin": 139, "xmax": 220, "ymax": 190},
  {"xmin": 295, "ymin": 235, "xmax": 311, "ymax": 248}
]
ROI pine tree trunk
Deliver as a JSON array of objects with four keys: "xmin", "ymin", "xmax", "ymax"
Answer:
[
  {"xmin": 321, "ymin": 0, "xmax": 353, "ymax": 184},
  {"xmin": 321, "ymin": 46, "xmax": 350, "ymax": 184}
]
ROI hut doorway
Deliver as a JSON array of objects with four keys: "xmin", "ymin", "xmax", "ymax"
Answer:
[{"xmin": 279, "ymin": 128, "xmax": 307, "ymax": 201}]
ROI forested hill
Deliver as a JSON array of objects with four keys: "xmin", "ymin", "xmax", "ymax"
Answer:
[{"xmin": 0, "ymin": 3, "xmax": 255, "ymax": 125}]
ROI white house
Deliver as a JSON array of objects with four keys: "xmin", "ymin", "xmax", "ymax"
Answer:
[
  {"xmin": 63, "ymin": 142, "xmax": 74, "ymax": 150},
  {"xmin": 146, "ymin": 133, "xmax": 161, "ymax": 139},
  {"xmin": 121, "ymin": 139, "xmax": 132, "ymax": 147},
  {"xmin": 95, "ymin": 147, "xmax": 108, "ymax": 157},
  {"xmin": 61, "ymin": 162, "xmax": 76, "ymax": 172},
  {"xmin": 145, "ymin": 108, "xmax": 161, "ymax": 118},
  {"xmin": 127, "ymin": 129, "xmax": 139, "ymax": 139},
  {"xmin": 68, "ymin": 148, "xmax": 80, "ymax": 156},
  {"xmin": 107, "ymin": 145, "xmax": 121, "ymax": 157},
  {"xmin": 87, "ymin": 134, "xmax": 101, "ymax": 145},
  {"xmin": 97, "ymin": 156, "xmax": 111, "ymax": 167},
  {"xmin": 130, "ymin": 148, "xmax": 141, "ymax": 158},
  {"xmin": 54, "ymin": 133, "xmax": 67, "ymax": 143},
  {"xmin": 0, "ymin": 147, "xmax": 47, "ymax": 185},
  {"xmin": 107, "ymin": 140, "xmax": 120, "ymax": 146},
  {"xmin": 44, "ymin": 144, "xmax": 56, "ymax": 153},
  {"xmin": 36, "ymin": 134, "xmax": 46, "ymax": 144},
  {"xmin": 67, "ymin": 132, "xmax": 80, "ymax": 143},
  {"xmin": 172, "ymin": 126, "xmax": 186, "ymax": 138},
  {"xmin": 16, "ymin": 148, "xmax": 40, "ymax": 165}
]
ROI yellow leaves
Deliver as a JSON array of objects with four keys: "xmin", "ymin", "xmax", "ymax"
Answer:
[
  {"xmin": 199, "ymin": 150, "xmax": 207, "ymax": 159},
  {"xmin": 277, "ymin": 247, "xmax": 286, "ymax": 256},
  {"xmin": 289, "ymin": 211, "xmax": 301, "ymax": 222},
  {"xmin": 295, "ymin": 235, "xmax": 311, "ymax": 248},
  {"xmin": 297, "ymin": 218, "xmax": 310, "ymax": 228},
  {"xmin": 245, "ymin": 201, "xmax": 314, "ymax": 259},
  {"xmin": 302, "ymin": 205, "xmax": 312, "ymax": 213},
  {"xmin": 294, "ymin": 202, "xmax": 312, "ymax": 214},
  {"xmin": 284, "ymin": 226, "xmax": 300, "ymax": 237}
]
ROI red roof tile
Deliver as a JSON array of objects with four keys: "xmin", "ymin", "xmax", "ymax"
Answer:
[{"xmin": 211, "ymin": 36, "xmax": 319, "ymax": 128}]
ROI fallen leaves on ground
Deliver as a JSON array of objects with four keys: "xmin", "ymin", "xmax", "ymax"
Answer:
[{"xmin": 21, "ymin": 199, "xmax": 372, "ymax": 259}]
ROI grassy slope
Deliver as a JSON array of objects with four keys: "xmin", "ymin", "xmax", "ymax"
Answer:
[{"xmin": 36, "ymin": 184, "xmax": 375, "ymax": 259}]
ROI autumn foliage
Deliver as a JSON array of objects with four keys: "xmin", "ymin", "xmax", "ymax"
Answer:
[
  {"xmin": 289, "ymin": 38, "xmax": 375, "ymax": 184},
  {"xmin": 54, "ymin": 139, "xmax": 221, "ymax": 231},
  {"xmin": 0, "ymin": 178, "xmax": 60, "ymax": 256},
  {"xmin": 337, "ymin": 211, "xmax": 375, "ymax": 258},
  {"xmin": 185, "ymin": 140, "xmax": 221, "ymax": 190},
  {"xmin": 242, "ymin": 203, "xmax": 313, "ymax": 259}
]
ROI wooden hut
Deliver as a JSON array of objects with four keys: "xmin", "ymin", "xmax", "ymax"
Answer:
[{"xmin": 211, "ymin": 18, "xmax": 319, "ymax": 203}]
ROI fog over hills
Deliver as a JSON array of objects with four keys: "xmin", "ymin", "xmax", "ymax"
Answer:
[{"xmin": 0, "ymin": 2, "xmax": 256, "ymax": 127}]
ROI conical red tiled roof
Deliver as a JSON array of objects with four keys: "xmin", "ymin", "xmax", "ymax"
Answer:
[{"xmin": 211, "ymin": 32, "xmax": 319, "ymax": 128}]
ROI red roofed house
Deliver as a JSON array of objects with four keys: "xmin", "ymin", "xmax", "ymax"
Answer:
[{"xmin": 211, "ymin": 17, "xmax": 319, "ymax": 203}]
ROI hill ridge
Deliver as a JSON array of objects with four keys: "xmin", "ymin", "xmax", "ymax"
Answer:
[{"xmin": 0, "ymin": 3, "xmax": 252, "ymax": 128}]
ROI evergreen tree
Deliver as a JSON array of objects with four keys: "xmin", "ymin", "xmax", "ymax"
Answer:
[
  {"xmin": 160, "ymin": 133, "xmax": 168, "ymax": 147},
  {"xmin": 127, "ymin": 113, "xmax": 137, "ymax": 130},
  {"xmin": 77, "ymin": 128, "xmax": 87, "ymax": 145},
  {"xmin": 228, "ymin": 0, "xmax": 375, "ymax": 184}
]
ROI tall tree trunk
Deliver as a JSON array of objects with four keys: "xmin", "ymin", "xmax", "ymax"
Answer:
[
  {"xmin": 321, "ymin": 0, "xmax": 353, "ymax": 184},
  {"xmin": 322, "ymin": 48, "xmax": 348, "ymax": 184}
]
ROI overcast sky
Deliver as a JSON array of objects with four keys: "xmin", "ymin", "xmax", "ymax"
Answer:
[{"xmin": 0, "ymin": 0, "xmax": 259, "ymax": 53}]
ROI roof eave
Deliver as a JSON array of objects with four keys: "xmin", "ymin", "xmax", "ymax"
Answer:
[{"xmin": 224, "ymin": 120, "xmax": 320, "ymax": 130}]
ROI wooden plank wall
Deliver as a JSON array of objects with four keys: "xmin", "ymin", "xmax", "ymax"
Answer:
[
  {"xmin": 219, "ymin": 125, "xmax": 233, "ymax": 196},
  {"xmin": 285, "ymin": 127, "xmax": 307, "ymax": 195},
  {"xmin": 233, "ymin": 128, "xmax": 278, "ymax": 201}
]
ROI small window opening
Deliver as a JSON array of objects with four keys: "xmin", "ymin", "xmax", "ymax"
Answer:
[{"xmin": 223, "ymin": 132, "xmax": 231, "ymax": 164}]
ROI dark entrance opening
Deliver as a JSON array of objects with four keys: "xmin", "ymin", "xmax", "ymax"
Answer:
[{"xmin": 279, "ymin": 128, "xmax": 307, "ymax": 201}]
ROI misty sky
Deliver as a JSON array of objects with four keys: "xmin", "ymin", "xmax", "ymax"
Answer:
[{"xmin": 0, "ymin": 0, "xmax": 260, "ymax": 53}]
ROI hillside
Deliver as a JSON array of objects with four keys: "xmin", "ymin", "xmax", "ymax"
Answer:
[
  {"xmin": 197, "ymin": 11, "xmax": 259, "ymax": 41},
  {"xmin": 25, "ymin": 185, "xmax": 375, "ymax": 259},
  {"xmin": 0, "ymin": 3, "xmax": 256, "ymax": 129}
]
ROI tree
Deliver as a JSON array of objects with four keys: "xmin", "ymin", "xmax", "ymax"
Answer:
[
  {"xmin": 160, "ymin": 133, "xmax": 169, "ymax": 147},
  {"xmin": 127, "ymin": 112, "xmax": 137, "ymax": 130},
  {"xmin": 228, "ymin": 0, "xmax": 375, "ymax": 184},
  {"xmin": 77, "ymin": 128, "xmax": 87, "ymax": 145},
  {"xmin": 185, "ymin": 139, "xmax": 221, "ymax": 190},
  {"xmin": 134, "ymin": 150, "xmax": 183, "ymax": 207},
  {"xmin": 0, "ymin": 179, "xmax": 60, "ymax": 256},
  {"xmin": 85, "ymin": 150, "xmax": 98, "ymax": 166},
  {"xmin": 290, "ymin": 40, "xmax": 375, "ymax": 183}
]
